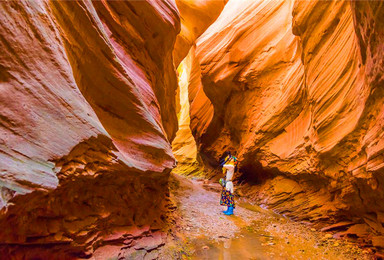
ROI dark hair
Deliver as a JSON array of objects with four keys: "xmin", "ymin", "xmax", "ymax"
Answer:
[{"xmin": 220, "ymin": 151, "xmax": 232, "ymax": 166}]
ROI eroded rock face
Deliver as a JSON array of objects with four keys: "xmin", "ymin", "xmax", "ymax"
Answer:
[
  {"xmin": 0, "ymin": 136, "xmax": 173, "ymax": 258},
  {"xmin": 0, "ymin": 0, "xmax": 179, "ymax": 257},
  {"xmin": 191, "ymin": 0, "xmax": 304, "ymax": 166},
  {"xmin": 189, "ymin": 0, "xmax": 384, "ymax": 247},
  {"xmin": 51, "ymin": 0, "xmax": 179, "ymax": 172},
  {"xmin": 2, "ymin": 0, "xmax": 384, "ymax": 256},
  {"xmin": 173, "ymin": 0, "xmax": 227, "ymax": 66},
  {"xmin": 172, "ymin": 0, "xmax": 227, "ymax": 175}
]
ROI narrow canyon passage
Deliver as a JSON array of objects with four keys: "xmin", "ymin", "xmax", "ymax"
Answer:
[{"xmin": 1, "ymin": 0, "xmax": 384, "ymax": 259}]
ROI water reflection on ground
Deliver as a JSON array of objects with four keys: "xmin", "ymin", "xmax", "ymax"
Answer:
[{"xmin": 190, "ymin": 222, "xmax": 270, "ymax": 260}]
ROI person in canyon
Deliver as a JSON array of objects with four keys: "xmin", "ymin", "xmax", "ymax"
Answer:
[{"xmin": 220, "ymin": 151, "xmax": 238, "ymax": 216}]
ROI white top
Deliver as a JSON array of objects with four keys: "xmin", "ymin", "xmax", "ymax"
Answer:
[
  {"xmin": 223, "ymin": 164, "xmax": 235, "ymax": 193},
  {"xmin": 224, "ymin": 164, "xmax": 235, "ymax": 181}
]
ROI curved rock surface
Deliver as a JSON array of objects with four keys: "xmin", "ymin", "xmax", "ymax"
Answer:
[
  {"xmin": 191, "ymin": 0, "xmax": 304, "ymax": 166},
  {"xmin": 173, "ymin": 0, "xmax": 226, "ymax": 66},
  {"xmin": 188, "ymin": 0, "xmax": 384, "ymax": 248},
  {"xmin": 172, "ymin": 0, "xmax": 227, "ymax": 175},
  {"xmin": 0, "ymin": 0, "xmax": 179, "ymax": 257},
  {"xmin": 51, "ymin": 0, "xmax": 179, "ymax": 172},
  {"xmin": 1, "ymin": 0, "xmax": 384, "ymax": 257}
]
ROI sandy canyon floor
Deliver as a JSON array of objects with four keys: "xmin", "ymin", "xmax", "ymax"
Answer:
[{"xmin": 161, "ymin": 173, "xmax": 375, "ymax": 260}]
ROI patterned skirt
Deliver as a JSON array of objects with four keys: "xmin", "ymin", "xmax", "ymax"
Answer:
[{"xmin": 220, "ymin": 188, "xmax": 235, "ymax": 208}]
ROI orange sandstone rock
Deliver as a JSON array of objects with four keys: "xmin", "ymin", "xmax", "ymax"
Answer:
[
  {"xmin": 50, "ymin": 0, "xmax": 179, "ymax": 172},
  {"xmin": 1, "ymin": 0, "xmax": 384, "ymax": 256},
  {"xmin": 188, "ymin": 0, "xmax": 384, "ymax": 245},
  {"xmin": 173, "ymin": 0, "xmax": 227, "ymax": 66},
  {"xmin": 0, "ymin": 0, "xmax": 180, "ymax": 258}
]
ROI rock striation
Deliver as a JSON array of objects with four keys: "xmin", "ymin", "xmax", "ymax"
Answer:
[
  {"xmin": 173, "ymin": 0, "xmax": 227, "ymax": 66},
  {"xmin": 188, "ymin": 0, "xmax": 384, "ymax": 250},
  {"xmin": 1, "ymin": 0, "xmax": 384, "ymax": 256},
  {"xmin": 172, "ymin": 0, "xmax": 227, "ymax": 175},
  {"xmin": 0, "ymin": 0, "xmax": 179, "ymax": 258}
]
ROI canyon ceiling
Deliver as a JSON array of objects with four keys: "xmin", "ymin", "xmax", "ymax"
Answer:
[{"xmin": 0, "ymin": 0, "xmax": 383, "ymax": 258}]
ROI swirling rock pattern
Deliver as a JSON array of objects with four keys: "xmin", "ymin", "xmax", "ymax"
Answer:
[
  {"xmin": 1, "ymin": 0, "xmax": 384, "ymax": 256},
  {"xmin": 172, "ymin": 0, "xmax": 227, "ymax": 175},
  {"xmin": 189, "ymin": 0, "xmax": 384, "ymax": 248},
  {"xmin": 0, "ymin": 0, "xmax": 179, "ymax": 258},
  {"xmin": 173, "ymin": 0, "xmax": 226, "ymax": 66}
]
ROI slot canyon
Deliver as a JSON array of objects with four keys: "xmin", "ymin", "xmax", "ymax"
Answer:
[{"xmin": 0, "ymin": 0, "xmax": 384, "ymax": 259}]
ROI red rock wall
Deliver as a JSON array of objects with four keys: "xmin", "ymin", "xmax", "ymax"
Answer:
[
  {"xmin": 50, "ymin": 0, "xmax": 179, "ymax": 172},
  {"xmin": 0, "ymin": 0, "xmax": 179, "ymax": 258},
  {"xmin": 189, "ymin": 0, "xmax": 384, "ymax": 246}
]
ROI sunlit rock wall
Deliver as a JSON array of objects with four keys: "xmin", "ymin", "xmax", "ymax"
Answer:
[
  {"xmin": 189, "ymin": 0, "xmax": 384, "ymax": 247},
  {"xmin": 173, "ymin": 0, "xmax": 227, "ymax": 66},
  {"xmin": 172, "ymin": 57, "xmax": 199, "ymax": 175},
  {"xmin": 172, "ymin": 50, "xmax": 213, "ymax": 177},
  {"xmin": 0, "ymin": 0, "xmax": 179, "ymax": 258},
  {"xmin": 191, "ymin": 0, "xmax": 304, "ymax": 166},
  {"xmin": 172, "ymin": 0, "xmax": 227, "ymax": 175}
]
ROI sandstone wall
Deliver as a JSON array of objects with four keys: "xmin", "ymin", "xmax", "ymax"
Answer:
[
  {"xmin": 173, "ymin": 0, "xmax": 227, "ymax": 66},
  {"xmin": 171, "ymin": 0, "xmax": 227, "ymax": 175},
  {"xmin": 189, "ymin": 0, "xmax": 384, "ymax": 246},
  {"xmin": 1, "ymin": 0, "xmax": 384, "ymax": 256},
  {"xmin": 0, "ymin": 0, "xmax": 179, "ymax": 258}
]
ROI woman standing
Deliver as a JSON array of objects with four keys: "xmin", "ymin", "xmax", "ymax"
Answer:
[{"xmin": 220, "ymin": 151, "xmax": 237, "ymax": 216}]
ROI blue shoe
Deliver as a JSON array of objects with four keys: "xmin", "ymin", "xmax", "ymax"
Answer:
[
  {"xmin": 224, "ymin": 206, "xmax": 234, "ymax": 216},
  {"xmin": 222, "ymin": 206, "xmax": 229, "ymax": 213}
]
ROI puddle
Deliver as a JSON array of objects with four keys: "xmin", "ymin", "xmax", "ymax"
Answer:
[
  {"xmin": 182, "ymin": 216, "xmax": 373, "ymax": 260},
  {"xmin": 183, "ymin": 202, "xmax": 281, "ymax": 259},
  {"xmin": 186, "ymin": 223, "xmax": 274, "ymax": 260}
]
